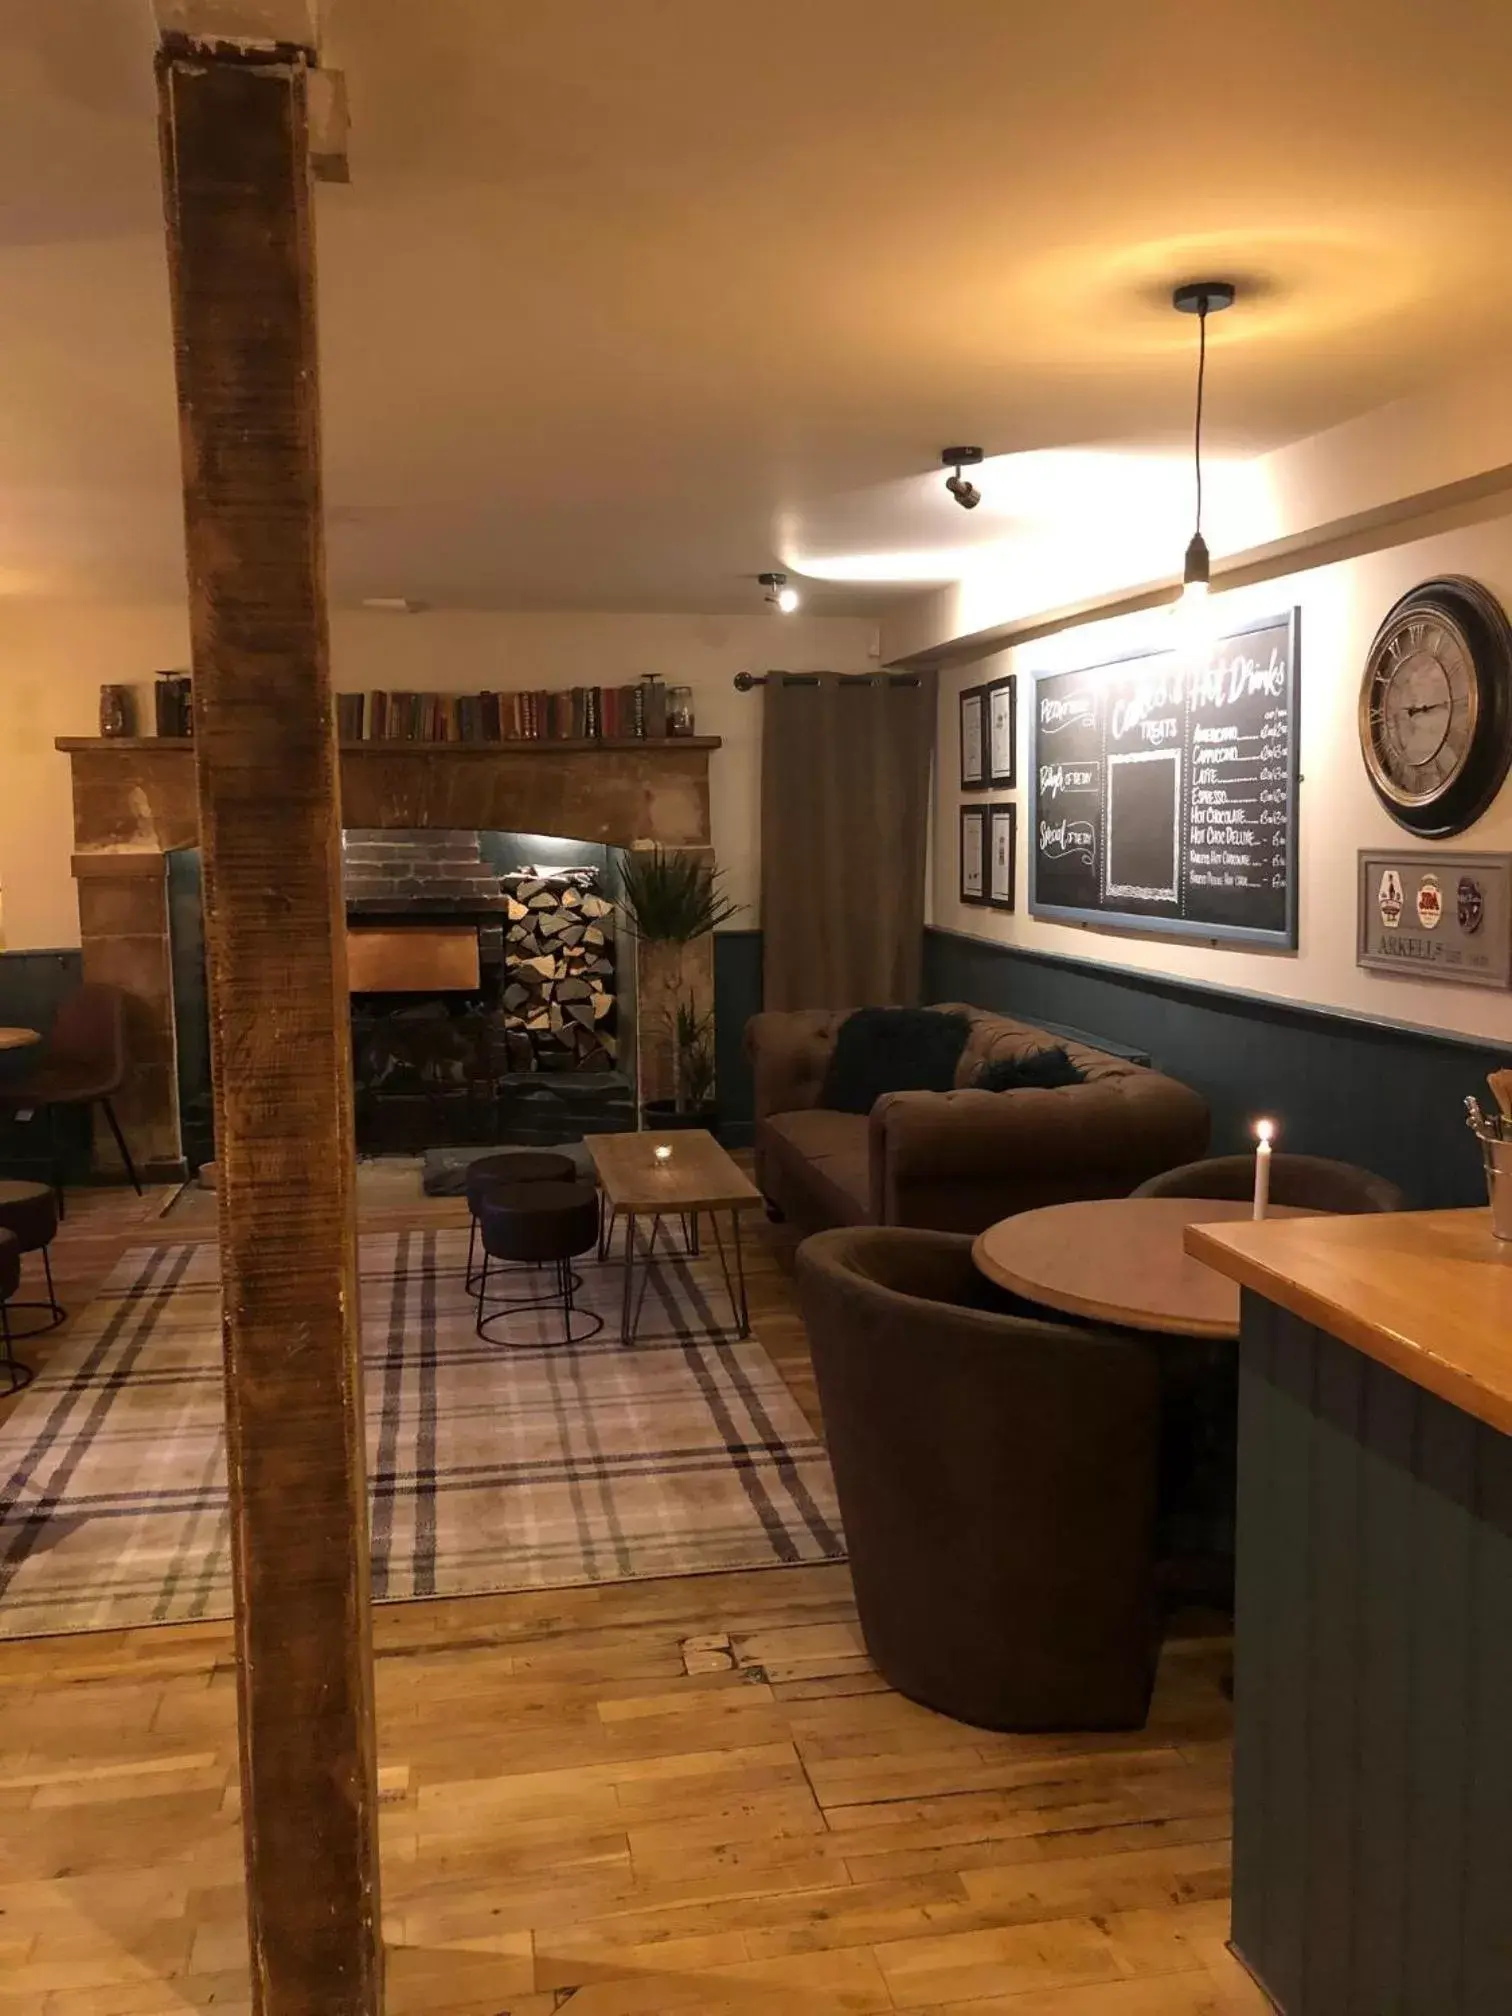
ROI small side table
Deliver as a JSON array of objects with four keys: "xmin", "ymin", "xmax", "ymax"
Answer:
[{"xmin": 585, "ymin": 1130, "xmax": 762, "ymax": 1345}]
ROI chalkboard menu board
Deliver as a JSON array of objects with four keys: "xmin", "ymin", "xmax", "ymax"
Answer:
[{"xmin": 1030, "ymin": 611, "xmax": 1300, "ymax": 948}]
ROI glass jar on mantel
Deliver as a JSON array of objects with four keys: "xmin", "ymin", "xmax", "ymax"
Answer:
[
  {"xmin": 667, "ymin": 686, "xmax": 695, "ymax": 736},
  {"xmin": 98, "ymin": 684, "xmax": 136, "ymax": 738}
]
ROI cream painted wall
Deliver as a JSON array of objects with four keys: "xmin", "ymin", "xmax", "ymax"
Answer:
[
  {"xmin": 0, "ymin": 605, "xmax": 877, "ymax": 950},
  {"xmin": 883, "ymin": 355, "xmax": 1512, "ymax": 668},
  {"xmin": 931, "ymin": 512, "xmax": 1512, "ymax": 1047}
]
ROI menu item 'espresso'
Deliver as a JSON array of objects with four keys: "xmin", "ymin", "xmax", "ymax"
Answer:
[{"xmin": 1030, "ymin": 612, "xmax": 1299, "ymax": 948}]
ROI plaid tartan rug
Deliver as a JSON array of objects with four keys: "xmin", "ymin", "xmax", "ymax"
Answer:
[{"xmin": 0, "ymin": 1230, "xmax": 843, "ymax": 1640}]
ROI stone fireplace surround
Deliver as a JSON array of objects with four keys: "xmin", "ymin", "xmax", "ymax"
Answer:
[{"xmin": 56, "ymin": 734, "xmax": 721, "ymax": 1177}]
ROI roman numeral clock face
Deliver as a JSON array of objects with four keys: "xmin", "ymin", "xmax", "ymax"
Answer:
[
  {"xmin": 1365, "ymin": 613, "xmax": 1476, "ymax": 798},
  {"xmin": 1358, "ymin": 580, "xmax": 1512, "ymax": 837}
]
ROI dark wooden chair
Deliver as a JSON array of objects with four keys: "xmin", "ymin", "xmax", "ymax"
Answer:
[{"xmin": 0, "ymin": 983, "xmax": 142, "ymax": 1208}]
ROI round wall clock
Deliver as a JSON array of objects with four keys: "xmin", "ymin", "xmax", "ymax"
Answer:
[{"xmin": 1358, "ymin": 575, "xmax": 1512, "ymax": 837}]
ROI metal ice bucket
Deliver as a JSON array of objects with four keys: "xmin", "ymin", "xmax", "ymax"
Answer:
[{"xmin": 1473, "ymin": 1126, "xmax": 1512, "ymax": 1242}]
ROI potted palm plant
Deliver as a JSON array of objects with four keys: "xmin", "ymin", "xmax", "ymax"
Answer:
[{"xmin": 617, "ymin": 847, "xmax": 738, "ymax": 1131}]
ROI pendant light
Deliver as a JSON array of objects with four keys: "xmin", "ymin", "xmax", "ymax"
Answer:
[
  {"xmin": 1171, "ymin": 281, "xmax": 1235, "ymax": 639},
  {"xmin": 759, "ymin": 570, "xmax": 800, "ymax": 614}
]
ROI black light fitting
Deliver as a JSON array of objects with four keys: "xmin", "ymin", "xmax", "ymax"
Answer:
[
  {"xmin": 1172, "ymin": 281, "xmax": 1236, "ymax": 611},
  {"xmin": 942, "ymin": 445, "xmax": 984, "ymax": 510},
  {"xmin": 758, "ymin": 570, "xmax": 799, "ymax": 613}
]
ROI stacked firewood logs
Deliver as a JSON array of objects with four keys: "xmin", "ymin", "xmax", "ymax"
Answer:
[{"xmin": 500, "ymin": 870, "xmax": 617, "ymax": 1070}]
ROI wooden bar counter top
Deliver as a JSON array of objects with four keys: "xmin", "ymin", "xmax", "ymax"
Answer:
[{"xmin": 1187, "ymin": 1205, "xmax": 1512, "ymax": 1434}]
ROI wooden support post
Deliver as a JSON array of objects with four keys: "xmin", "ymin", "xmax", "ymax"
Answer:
[{"xmin": 157, "ymin": 38, "xmax": 382, "ymax": 2016}]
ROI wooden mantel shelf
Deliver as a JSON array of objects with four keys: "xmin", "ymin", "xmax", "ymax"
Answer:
[
  {"xmin": 59, "ymin": 730, "xmax": 719, "ymax": 855},
  {"xmin": 57, "ymin": 736, "xmax": 721, "ymax": 755}
]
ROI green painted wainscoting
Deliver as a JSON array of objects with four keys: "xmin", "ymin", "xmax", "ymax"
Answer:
[
  {"xmin": 1233, "ymin": 1294, "xmax": 1512, "ymax": 2014},
  {"xmin": 923, "ymin": 927, "xmax": 1507, "ymax": 1208},
  {"xmin": 713, "ymin": 929, "xmax": 763, "ymax": 1145}
]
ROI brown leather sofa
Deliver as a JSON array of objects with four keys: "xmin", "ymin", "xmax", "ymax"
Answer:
[
  {"xmin": 794, "ymin": 1225, "xmax": 1161, "ymax": 1730},
  {"xmin": 747, "ymin": 1003, "xmax": 1209, "ymax": 1236}
]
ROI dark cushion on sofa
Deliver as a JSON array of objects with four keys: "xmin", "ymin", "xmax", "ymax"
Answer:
[
  {"xmin": 818, "ymin": 1008, "xmax": 971, "ymax": 1115},
  {"xmin": 974, "ymin": 1046, "xmax": 1083, "ymax": 1093}
]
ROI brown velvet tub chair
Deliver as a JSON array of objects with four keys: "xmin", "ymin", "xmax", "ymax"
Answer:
[
  {"xmin": 1132, "ymin": 1152, "xmax": 1407, "ymax": 1215},
  {"xmin": 794, "ymin": 1225, "xmax": 1161, "ymax": 1731}
]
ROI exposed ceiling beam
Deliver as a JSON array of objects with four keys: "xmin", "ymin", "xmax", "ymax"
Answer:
[
  {"xmin": 152, "ymin": 4, "xmax": 348, "ymax": 182},
  {"xmin": 151, "ymin": 2, "xmax": 322, "ymax": 54}
]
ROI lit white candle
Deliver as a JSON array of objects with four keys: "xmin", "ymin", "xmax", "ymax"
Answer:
[
  {"xmin": 653, "ymin": 1144, "xmax": 672, "ymax": 1166},
  {"xmin": 1253, "ymin": 1118, "xmax": 1275, "ymax": 1220}
]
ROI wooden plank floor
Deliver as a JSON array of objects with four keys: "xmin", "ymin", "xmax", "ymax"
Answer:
[{"xmin": 0, "ymin": 1173, "xmax": 1268, "ymax": 2015}]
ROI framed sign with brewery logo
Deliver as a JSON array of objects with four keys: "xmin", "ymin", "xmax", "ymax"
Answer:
[{"xmin": 1357, "ymin": 850, "xmax": 1512, "ymax": 990}]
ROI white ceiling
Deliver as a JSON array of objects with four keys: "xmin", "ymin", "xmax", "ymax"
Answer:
[{"xmin": 4, "ymin": 0, "xmax": 1512, "ymax": 612}]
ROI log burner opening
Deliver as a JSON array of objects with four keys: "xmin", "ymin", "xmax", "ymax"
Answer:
[{"xmin": 342, "ymin": 829, "xmax": 629, "ymax": 1152}]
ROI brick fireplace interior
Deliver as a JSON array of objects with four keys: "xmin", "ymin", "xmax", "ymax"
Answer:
[{"xmin": 338, "ymin": 828, "xmax": 632, "ymax": 1153}]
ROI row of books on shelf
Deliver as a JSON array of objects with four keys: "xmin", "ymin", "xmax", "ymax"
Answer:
[{"xmin": 334, "ymin": 680, "xmax": 683, "ymax": 744}]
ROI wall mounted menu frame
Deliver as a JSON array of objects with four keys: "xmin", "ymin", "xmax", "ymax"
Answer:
[
  {"xmin": 959, "ymin": 805, "xmax": 987, "ymax": 904},
  {"xmin": 1029, "ymin": 611, "xmax": 1301, "ymax": 950},
  {"xmin": 959, "ymin": 686, "xmax": 986, "ymax": 789}
]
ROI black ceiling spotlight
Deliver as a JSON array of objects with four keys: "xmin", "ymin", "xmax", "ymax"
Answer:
[
  {"xmin": 1172, "ymin": 280, "xmax": 1236, "ymax": 629},
  {"xmin": 758, "ymin": 570, "xmax": 799, "ymax": 613},
  {"xmin": 942, "ymin": 445, "xmax": 984, "ymax": 510}
]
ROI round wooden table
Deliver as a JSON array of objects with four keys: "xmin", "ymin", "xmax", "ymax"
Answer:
[
  {"xmin": 0, "ymin": 1027, "xmax": 39, "ymax": 1053},
  {"xmin": 972, "ymin": 1196, "xmax": 1319, "ymax": 1339}
]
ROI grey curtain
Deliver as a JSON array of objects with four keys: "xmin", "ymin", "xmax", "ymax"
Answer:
[{"xmin": 760, "ymin": 672, "xmax": 936, "ymax": 1010}]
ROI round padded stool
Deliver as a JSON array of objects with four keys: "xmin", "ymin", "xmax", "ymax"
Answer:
[
  {"xmin": 476, "ymin": 1181, "xmax": 603, "ymax": 1346},
  {"xmin": 0, "ymin": 1179, "xmax": 64, "ymax": 1338},
  {"xmin": 464, "ymin": 1150, "xmax": 579, "ymax": 1294},
  {"xmin": 0, "ymin": 1228, "xmax": 32, "ymax": 1395}
]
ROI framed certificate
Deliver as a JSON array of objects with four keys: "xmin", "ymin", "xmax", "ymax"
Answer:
[
  {"xmin": 959, "ymin": 686, "xmax": 986, "ymax": 789},
  {"xmin": 985, "ymin": 675, "xmax": 1017, "ymax": 788},
  {"xmin": 988, "ymin": 804, "xmax": 1016, "ymax": 910},
  {"xmin": 960, "ymin": 805, "xmax": 987, "ymax": 905}
]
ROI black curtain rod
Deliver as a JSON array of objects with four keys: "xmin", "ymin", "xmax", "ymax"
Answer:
[{"xmin": 732, "ymin": 670, "xmax": 922, "ymax": 690}]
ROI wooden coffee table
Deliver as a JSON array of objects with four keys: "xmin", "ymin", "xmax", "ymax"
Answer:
[
  {"xmin": 0, "ymin": 1028, "xmax": 40, "ymax": 1053},
  {"xmin": 585, "ymin": 1130, "xmax": 762, "ymax": 1345}
]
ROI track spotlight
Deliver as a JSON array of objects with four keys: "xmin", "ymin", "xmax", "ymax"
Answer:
[
  {"xmin": 942, "ymin": 445, "xmax": 984, "ymax": 510},
  {"xmin": 759, "ymin": 570, "xmax": 800, "ymax": 613}
]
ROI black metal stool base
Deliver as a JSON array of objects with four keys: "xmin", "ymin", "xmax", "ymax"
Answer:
[
  {"xmin": 1, "ymin": 1301, "xmax": 67, "ymax": 1341},
  {"xmin": 0, "ymin": 1353, "xmax": 34, "ymax": 1396},
  {"xmin": 477, "ymin": 1301, "xmax": 605, "ymax": 1349},
  {"xmin": 2, "ymin": 1248, "xmax": 65, "ymax": 1339},
  {"xmin": 475, "ymin": 1256, "xmax": 604, "ymax": 1348},
  {"xmin": 466, "ymin": 1254, "xmax": 584, "ymax": 1301},
  {"xmin": 0, "ymin": 1308, "xmax": 34, "ymax": 1395}
]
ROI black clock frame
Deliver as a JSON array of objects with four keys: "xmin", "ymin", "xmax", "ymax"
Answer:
[{"xmin": 1359, "ymin": 575, "xmax": 1512, "ymax": 839}]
